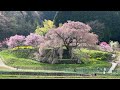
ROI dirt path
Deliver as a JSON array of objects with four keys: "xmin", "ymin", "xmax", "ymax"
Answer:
[
  {"xmin": 108, "ymin": 62, "xmax": 118, "ymax": 73},
  {"xmin": 108, "ymin": 54, "xmax": 120, "ymax": 73},
  {"xmin": 0, "ymin": 56, "xmax": 17, "ymax": 70},
  {"xmin": 0, "ymin": 59, "xmax": 5, "ymax": 66}
]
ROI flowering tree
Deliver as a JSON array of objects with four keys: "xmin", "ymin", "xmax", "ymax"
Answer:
[
  {"xmin": 99, "ymin": 42, "xmax": 113, "ymax": 52},
  {"xmin": 6, "ymin": 34, "xmax": 25, "ymax": 48},
  {"xmin": 35, "ymin": 19, "xmax": 55, "ymax": 36},
  {"xmin": 43, "ymin": 21, "xmax": 98, "ymax": 58},
  {"xmin": 25, "ymin": 33, "xmax": 44, "ymax": 47}
]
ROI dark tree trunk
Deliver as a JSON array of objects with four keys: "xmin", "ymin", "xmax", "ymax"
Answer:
[{"xmin": 66, "ymin": 46, "xmax": 72, "ymax": 59}]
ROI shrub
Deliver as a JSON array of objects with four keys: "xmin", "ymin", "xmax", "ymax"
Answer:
[
  {"xmin": 73, "ymin": 49, "xmax": 90, "ymax": 64},
  {"xmin": 73, "ymin": 49, "xmax": 112, "ymax": 64},
  {"xmin": 10, "ymin": 46, "xmax": 37, "ymax": 59},
  {"xmin": 88, "ymin": 50, "xmax": 112, "ymax": 61},
  {"xmin": 99, "ymin": 42, "xmax": 113, "ymax": 52}
]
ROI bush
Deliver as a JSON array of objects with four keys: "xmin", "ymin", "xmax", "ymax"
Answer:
[
  {"xmin": 99, "ymin": 42, "xmax": 113, "ymax": 52},
  {"xmin": 73, "ymin": 49, "xmax": 90, "ymax": 64},
  {"xmin": 73, "ymin": 49, "xmax": 112, "ymax": 64},
  {"xmin": 88, "ymin": 51, "xmax": 112, "ymax": 61},
  {"xmin": 10, "ymin": 46, "xmax": 38, "ymax": 59}
]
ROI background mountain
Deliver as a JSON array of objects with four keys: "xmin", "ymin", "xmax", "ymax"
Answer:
[
  {"xmin": 54, "ymin": 11, "xmax": 120, "ymax": 43},
  {"xmin": 0, "ymin": 11, "xmax": 56, "ymax": 41},
  {"xmin": 1, "ymin": 11, "xmax": 120, "ymax": 43}
]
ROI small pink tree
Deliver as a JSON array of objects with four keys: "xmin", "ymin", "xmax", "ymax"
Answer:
[
  {"xmin": 99, "ymin": 42, "xmax": 113, "ymax": 52},
  {"xmin": 43, "ymin": 21, "xmax": 98, "ymax": 58},
  {"xmin": 6, "ymin": 34, "xmax": 25, "ymax": 48},
  {"xmin": 24, "ymin": 33, "xmax": 44, "ymax": 47}
]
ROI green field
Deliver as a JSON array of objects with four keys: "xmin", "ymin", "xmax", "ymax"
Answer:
[
  {"xmin": 0, "ymin": 73, "xmax": 120, "ymax": 79},
  {"xmin": 0, "ymin": 75, "xmax": 114, "ymax": 79},
  {"xmin": 0, "ymin": 69, "xmax": 119, "ymax": 79}
]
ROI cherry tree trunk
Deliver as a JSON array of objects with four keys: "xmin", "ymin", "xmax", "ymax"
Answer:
[{"xmin": 66, "ymin": 47, "xmax": 73, "ymax": 59}]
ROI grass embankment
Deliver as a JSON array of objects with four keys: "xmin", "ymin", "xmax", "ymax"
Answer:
[{"xmin": 0, "ymin": 49, "xmax": 111, "ymax": 71}]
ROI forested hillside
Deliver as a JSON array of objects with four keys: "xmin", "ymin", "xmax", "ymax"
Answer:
[
  {"xmin": 0, "ymin": 11, "xmax": 56, "ymax": 41},
  {"xmin": 1, "ymin": 11, "xmax": 120, "ymax": 43},
  {"xmin": 55, "ymin": 11, "xmax": 120, "ymax": 42}
]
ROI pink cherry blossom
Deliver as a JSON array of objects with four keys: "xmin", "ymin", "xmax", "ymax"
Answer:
[
  {"xmin": 6, "ymin": 34, "xmax": 25, "ymax": 48},
  {"xmin": 25, "ymin": 33, "xmax": 44, "ymax": 47},
  {"xmin": 99, "ymin": 42, "xmax": 113, "ymax": 52}
]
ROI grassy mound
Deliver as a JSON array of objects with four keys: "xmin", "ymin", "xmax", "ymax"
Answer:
[{"xmin": 0, "ymin": 49, "xmax": 111, "ymax": 71}]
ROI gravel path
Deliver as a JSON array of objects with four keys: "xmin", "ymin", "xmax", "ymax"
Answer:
[
  {"xmin": 108, "ymin": 62, "xmax": 118, "ymax": 73},
  {"xmin": 0, "ymin": 59, "xmax": 5, "ymax": 66},
  {"xmin": 0, "ymin": 56, "xmax": 16, "ymax": 70}
]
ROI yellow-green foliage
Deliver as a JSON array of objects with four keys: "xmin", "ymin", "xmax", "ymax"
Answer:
[
  {"xmin": 35, "ymin": 19, "xmax": 55, "ymax": 36},
  {"xmin": 12, "ymin": 46, "xmax": 34, "ymax": 50},
  {"xmin": 10, "ymin": 46, "xmax": 36, "ymax": 59},
  {"xmin": 73, "ymin": 49, "xmax": 112, "ymax": 64}
]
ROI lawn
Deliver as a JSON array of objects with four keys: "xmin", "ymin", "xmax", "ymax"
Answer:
[{"xmin": 0, "ymin": 50, "xmax": 111, "ymax": 72}]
